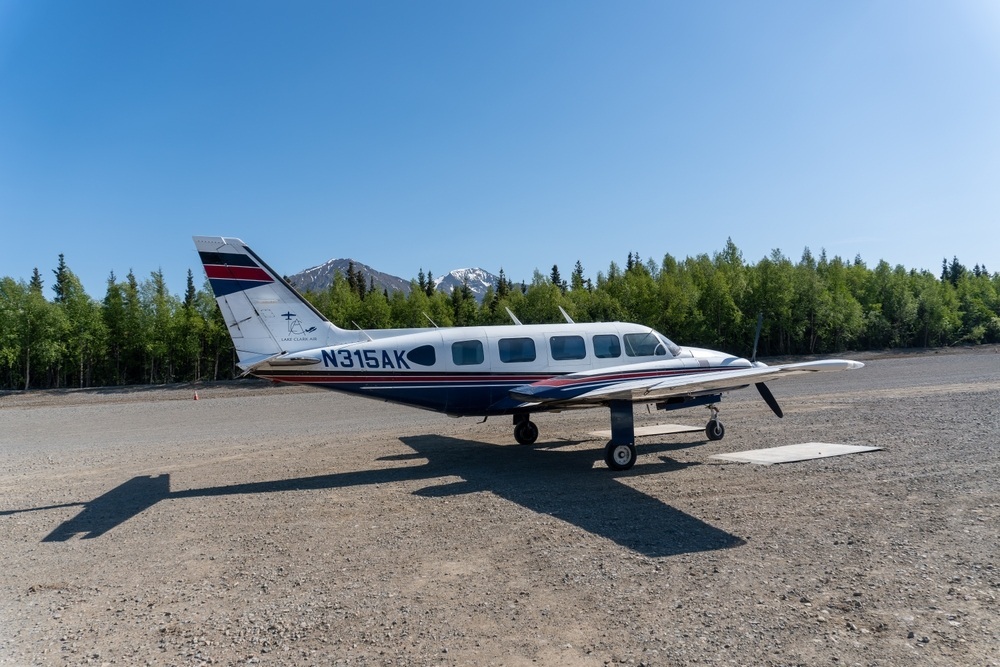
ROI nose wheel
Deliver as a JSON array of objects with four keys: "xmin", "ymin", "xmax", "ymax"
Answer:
[
  {"xmin": 604, "ymin": 442, "xmax": 637, "ymax": 471},
  {"xmin": 705, "ymin": 404, "xmax": 725, "ymax": 441}
]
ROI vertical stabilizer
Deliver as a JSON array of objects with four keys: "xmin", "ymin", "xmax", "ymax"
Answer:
[{"xmin": 194, "ymin": 236, "xmax": 346, "ymax": 368}]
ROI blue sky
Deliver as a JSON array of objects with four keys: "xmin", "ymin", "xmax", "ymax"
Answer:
[{"xmin": 1, "ymin": 1, "xmax": 998, "ymax": 298}]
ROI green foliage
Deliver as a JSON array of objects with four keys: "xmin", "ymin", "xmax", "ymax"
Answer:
[
  {"xmin": 3, "ymin": 240, "xmax": 999, "ymax": 390},
  {"xmin": 0, "ymin": 276, "xmax": 67, "ymax": 389},
  {"xmin": 1, "ymin": 258, "xmax": 236, "ymax": 389},
  {"xmin": 59, "ymin": 268, "xmax": 107, "ymax": 388}
]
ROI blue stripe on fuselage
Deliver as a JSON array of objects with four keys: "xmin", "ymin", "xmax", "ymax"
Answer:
[{"xmin": 253, "ymin": 370, "xmax": 543, "ymax": 415}]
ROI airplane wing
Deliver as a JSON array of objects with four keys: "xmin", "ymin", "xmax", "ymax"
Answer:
[{"xmin": 510, "ymin": 359, "xmax": 864, "ymax": 406}]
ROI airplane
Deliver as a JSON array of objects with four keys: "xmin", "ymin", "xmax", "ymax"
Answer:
[{"xmin": 194, "ymin": 236, "xmax": 864, "ymax": 471}]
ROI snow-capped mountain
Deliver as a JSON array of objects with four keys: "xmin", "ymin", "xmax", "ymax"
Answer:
[
  {"xmin": 286, "ymin": 261, "xmax": 501, "ymax": 303},
  {"xmin": 434, "ymin": 268, "xmax": 501, "ymax": 301},
  {"xmin": 286, "ymin": 259, "xmax": 412, "ymax": 295}
]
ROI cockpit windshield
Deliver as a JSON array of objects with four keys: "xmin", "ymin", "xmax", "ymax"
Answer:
[
  {"xmin": 658, "ymin": 333, "xmax": 682, "ymax": 357},
  {"xmin": 623, "ymin": 330, "xmax": 681, "ymax": 358}
]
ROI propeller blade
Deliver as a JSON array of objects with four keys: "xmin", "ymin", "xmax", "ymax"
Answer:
[
  {"xmin": 756, "ymin": 381, "xmax": 784, "ymax": 418},
  {"xmin": 751, "ymin": 312, "xmax": 763, "ymax": 364}
]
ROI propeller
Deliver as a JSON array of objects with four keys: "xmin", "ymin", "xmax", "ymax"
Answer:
[
  {"xmin": 755, "ymin": 381, "xmax": 784, "ymax": 418},
  {"xmin": 751, "ymin": 312, "xmax": 784, "ymax": 418}
]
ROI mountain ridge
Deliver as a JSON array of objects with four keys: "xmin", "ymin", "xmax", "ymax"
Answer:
[{"xmin": 287, "ymin": 259, "xmax": 502, "ymax": 303}]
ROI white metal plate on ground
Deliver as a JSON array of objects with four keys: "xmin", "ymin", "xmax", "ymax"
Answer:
[
  {"xmin": 590, "ymin": 424, "xmax": 704, "ymax": 439},
  {"xmin": 709, "ymin": 443, "xmax": 882, "ymax": 465}
]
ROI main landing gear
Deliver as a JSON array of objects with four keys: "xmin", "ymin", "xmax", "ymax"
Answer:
[
  {"xmin": 512, "ymin": 407, "xmax": 640, "ymax": 471},
  {"xmin": 512, "ymin": 400, "xmax": 726, "ymax": 471},
  {"xmin": 513, "ymin": 414, "xmax": 539, "ymax": 445}
]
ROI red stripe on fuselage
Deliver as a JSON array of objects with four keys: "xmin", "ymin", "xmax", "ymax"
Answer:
[
  {"xmin": 252, "ymin": 366, "xmax": 732, "ymax": 386},
  {"xmin": 254, "ymin": 372, "xmax": 552, "ymax": 384}
]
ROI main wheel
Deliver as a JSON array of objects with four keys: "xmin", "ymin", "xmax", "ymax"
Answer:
[
  {"xmin": 514, "ymin": 419, "xmax": 539, "ymax": 445},
  {"xmin": 705, "ymin": 419, "xmax": 725, "ymax": 441},
  {"xmin": 604, "ymin": 442, "xmax": 637, "ymax": 471}
]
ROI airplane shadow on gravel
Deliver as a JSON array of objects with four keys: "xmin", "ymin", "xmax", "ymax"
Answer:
[{"xmin": 22, "ymin": 435, "xmax": 744, "ymax": 557}]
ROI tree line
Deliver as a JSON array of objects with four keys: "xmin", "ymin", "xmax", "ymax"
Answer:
[
  {"xmin": 2, "ymin": 239, "xmax": 998, "ymax": 390},
  {"xmin": 0, "ymin": 260, "xmax": 232, "ymax": 391}
]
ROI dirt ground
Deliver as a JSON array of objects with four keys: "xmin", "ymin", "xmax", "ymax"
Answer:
[{"xmin": 1, "ymin": 348, "xmax": 997, "ymax": 666}]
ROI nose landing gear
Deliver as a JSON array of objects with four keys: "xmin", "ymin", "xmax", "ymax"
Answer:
[{"xmin": 705, "ymin": 404, "xmax": 725, "ymax": 441}]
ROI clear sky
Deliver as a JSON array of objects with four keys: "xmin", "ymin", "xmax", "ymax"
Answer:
[{"xmin": 2, "ymin": 1, "xmax": 998, "ymax": 299}]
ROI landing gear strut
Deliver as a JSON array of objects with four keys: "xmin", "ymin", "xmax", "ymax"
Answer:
[
  {"xmin": 604, "ymin": 400, "xmax": 638, "ymax": 471},
  {"xmin": 513, "ymin": 414, "xmax": 539, "ymax": 445},
  {"xmin": 705, "ymin": 404, "xmax": 725, "ymax": 441}
]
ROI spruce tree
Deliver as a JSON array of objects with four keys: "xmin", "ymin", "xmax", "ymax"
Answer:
[
  {"xmin": 346, "ymin": 262, "xmax": 358, "ymax": 296},
  {"xmin": 184, "ymin": 269, "xmax": 197, "ymax": 310},
  {"xmin": 571, "ymin": 261, "xmax": 585, "ymax": 291},
  {"xmin": 29, "ymin": 268, "xmax": 44, "ymax": 293},
  {"xmin": 497, "ymin": 268, "xmax": 509, "ymax": 299},
  {"xmin": 103, "ymin": 272, "xmax": 126, "ymax": 384},
  {"xmin": 550, "ymin": 264, "xmax": 561, "ymax": 286},
  {"xmin": 52, "ymin": 254, "xmax": 69, "ymax": 303},
  {"xmin": 948, "ymin": 256, "xmax": 965, "ymax": 286}
]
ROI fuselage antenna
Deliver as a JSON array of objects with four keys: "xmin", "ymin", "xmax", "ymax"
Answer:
[{"xmin": 351, "ymin": 322, "xmax": 374, "ymax": 342}]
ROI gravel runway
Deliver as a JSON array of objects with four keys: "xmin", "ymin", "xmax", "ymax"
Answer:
[{"xmin": 1, "ymin": 349, "xmax": 997, "ymax": 666}]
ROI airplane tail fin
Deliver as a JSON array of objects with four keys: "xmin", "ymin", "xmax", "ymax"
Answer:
[{"xmin": 194, "ymin": 236, "xmax": 350, "ymax": 370}]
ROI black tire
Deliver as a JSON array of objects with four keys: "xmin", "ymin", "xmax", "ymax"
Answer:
[
  {"xmin": 514, "ymin": 419, "xmax": 539, "ymax": 445},
  {"xmin": 706, "ymin": 419, "xmax": 725, "ymax": 441},
  {"xmin": 604, "ymin": 442, "xmax": 637, "ymax": 471}
]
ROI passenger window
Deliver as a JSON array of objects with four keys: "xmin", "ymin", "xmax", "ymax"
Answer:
[
  {"xmin": 550, "ymin": 335, "xmax": 585, "ymax": 360},
  {"xmin": 623, "ymin": 332, "xmax": 666, "ymax": 357},
  {"xmin": 498, "ymin": 337, "xmax": 536, "ymax": 363},
  {"xmin": 593, "ymin": 334, "xmax": 621, "ymax": 359},
  {"xmin": 406, "ymin": 345, "xmax": 436, "ymax": 367},
  {"xmin": 452, "ymin": 340, "xmax": 484, "ymax": 366}
]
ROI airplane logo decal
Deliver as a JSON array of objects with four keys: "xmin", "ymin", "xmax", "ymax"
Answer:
[{"xmin": 282, "ymin": 312, "xmax": 316, "ymax": 335}]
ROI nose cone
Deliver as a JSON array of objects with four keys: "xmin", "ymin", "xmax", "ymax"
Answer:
[{"xmin": 688, "ymin": 347, "xmax": 753, "ymax": 368}]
